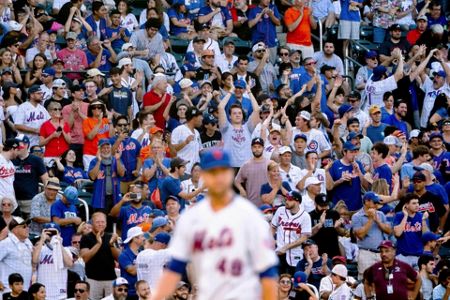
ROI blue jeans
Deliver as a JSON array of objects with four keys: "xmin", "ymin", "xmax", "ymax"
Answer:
[{"xmin": 373, "ymin": 26, "xmax": 387, "ymax": 44}]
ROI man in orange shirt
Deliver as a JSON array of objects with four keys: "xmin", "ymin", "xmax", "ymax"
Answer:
[{"xmin": 284, "ymin": 0, "xmax": 317, "ymax": 58}]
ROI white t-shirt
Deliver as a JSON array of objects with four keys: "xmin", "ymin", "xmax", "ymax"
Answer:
[
  {"xmin": 187, "ymin": 38, "xmax": 222, "ymax": 66},
  {"xmin": 136, "ymin": 248, "xmax": 170, "ymax": 289},
  {"xmin": 328, "ymin": 282, "xmax": 352, "ymax": 300},
  {"xmin": 131, "ymin": 128, "xmax": 151, "ymax": 148},
  {"xmin": 13, "ymin": 101, "xmax": 50, "ymax": 146},
  {"xmin": 291, "ymin": 128, "xmax": 331, "ymax": 156},
  {"xmin": 171, "ymin": 124, "xmax": 202, "ymax": 174},
  {"xmin": 271, "ymin": 206, "xmax": 312, "ymax": 266},
  {"xmin": 301, "ymin": 193, "xmax": 316, "ymax": 213},
  {"xmin": 420, "ymin": 76, "xmax": 450, "ymax": 128},
  {"xmin": 298, "ymin": 168, "xmax": 327, "ymax": 195},
  {"xmin": 216, "ymin": 53, "xmax": 238, "ymax": 73},
  {"xmin": 120, "ymin": 13, "xmax": 139, "ymax": 32},
  {"xmin": 0, "ymin": 154, "xmax": 16, "ymax": 203},
  {"xmin": 364, "ymin": 75, "xmax": 398, "ymax": 108},
  {"xmin": 169, "ymin": 196, "xmax": 278, "ymax": 300},
  {"xmin": 279, "ymin": 164, "xmax": 302, "ymax": 191}
]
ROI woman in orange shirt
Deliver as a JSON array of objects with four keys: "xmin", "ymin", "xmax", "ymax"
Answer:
[{"xmin": 82, "ymin": 100, "xmax": 114, "ymax": 170}]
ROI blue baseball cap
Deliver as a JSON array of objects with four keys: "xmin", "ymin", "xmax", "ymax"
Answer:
[
  {"xmin": 28, "ymin": 84, "xmax": 42, "ymax": 95},
  {"xmin": 429, "ymin": 132, "xmax": 443, "ymax": 141},
  {"xmin": 42, "ymin": 67, "xmax": 55, "ymax": 77},
  {"xmin": 343, "ymin": 141, "xmax": 359, "ymax": 151},
  {"xmin": 154, "ymin": 232, "xmax": 171, "ymax": 244},
  {"xmin": 363, "ymin": 191, "xmax": 380, "ymax": 203},
  {"xmin": 15, "ymin": 134, "xmax": 30, "ymax": 145},
  {"xmin": 234, "ymin": 79, "xmax": 247, "ymax": 89},
  {"xmin": 422, "ymin": 231, "xmax": 440, "ymax": 244},
  {"xmin": 98, "ymin": 138, "xmax": 111, "ymax": 147},
  {"xmin": 149, "ymin": 209, "xmax": 166, "ymax": 218},
  {"xmin": 180, "ymin": 63, "xmax": 197, "ymax": 75},
  {"xmin": 338, "ymin": 104, "xmax": 353, "ymax": 118},
  {"xmin": 294, "ymin": 134, "xmax": 307, "ymax": 142},
  {"xmin": 150, "ymin": 217, "xmax": 168, "ymax": 232},
  {"xmin": 185, "ymin": 52, "xmax": 196, "ymax": 64},
  {"xmin": 259, "ymin": 204, "xmax": 273, "ymax": 213},
  {"xmin": 347, "ymin": 131, "xmax": 363, "ymax": 141},
  {"xmin": 293, "ymin": 271, "xmax": 307, "ymax": 288},
  {"xmin": 433, "ymin": 70, "xmax": 447, "ymax": 78},
  {"xmin": 372, "ymin": 66, "xmax": 388, "ymax": 81},
  {"xmin": 63, "ymin": 186, "xmax": 79, "ymax": 204},
  {"xmin": 365, "ymin": 50, "xmax": 378, "ymax": 59},
  {"xmin": 43, "ymin": 222, "xmax": 61, "ymax": 232},
  {"xmin": 203, "ymin": 113, "xmax": 218, "ymax": 125},
  {"xmin": 200, "ymin": 148, "xmax": 231, "ymax": 171}
]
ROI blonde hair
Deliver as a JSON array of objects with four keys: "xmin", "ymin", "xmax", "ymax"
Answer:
[{"xmin": 372, "ymin": 179, "xmax": 389, "ymax": 196}]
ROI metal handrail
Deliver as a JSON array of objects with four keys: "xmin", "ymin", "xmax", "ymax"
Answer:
[
  {"xmin": 38, "ymin": 183, "xmax": 90, "ymax": 222},
  {"xmin": 318, "ymin": 20, "xmax": 323, "ymax": 52}
]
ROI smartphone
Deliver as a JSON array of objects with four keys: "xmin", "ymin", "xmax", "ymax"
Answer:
[
  {"xmin": 46, "ymin": 229, "xmax": 57, "ymax": 237},
  {"xmin": 129, "ymin": 193, "xmax": 138, "ymax": 200},
  {"xmin": 56, "ymin": 126, "xmax": 62, "ymax": 132}
]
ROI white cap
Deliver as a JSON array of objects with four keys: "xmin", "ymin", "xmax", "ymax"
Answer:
[
  {"xmin": 121, "ymin": 43, "xmax": 133, "ymax": 51},
  {"xmin": 113, "ymin": 277, "xmax": 129, "ymax": 287},
  {"xmin": 152, "ymin": 73, "xmax": 167, "ymax": 86},
  {"xmin": 300, "ymin": 111, "xmax": 311, "ymax": 121},
  {"xmin": 118, "ymin": 57, "xmax": 133, "ymax": 68},
  {"xmin": 123, "ymin": 226, "xmax": 144, "ymax": 244},
  {"xmin": 409, "ymin": 129, "xmax": 420, "ymax": 140},
  {"xmin": 383, "ymin": 136, "xmax": 398, "ymax": 146},
  {"xmin": 52, "ymin": 79, "xmax": 66, "ymax": 88},
  {"xmin": 304, "ymin": 177, "xmax": 322, "ymax": 188},
  {"xmin": 252, "ymin": 42, "xmax": 266, "ymax": 53},
  {"xmin": 86, "ymin": 68, "xmax": 105, "ymax": 77},
  {"xmin": 8, "ymin": 21, "xmax": 23, "ymax": 31},
  {"xmin": 331, "ymin": 264, "xmax": 348, "ymax": 279},
  {"xmin": 279, "ymin": 146, "xmax": 292, "ymax": 155},
  {"xmin": 431, "ymin": 24, "xmax": 444, "ymax": 34},
  {"xmin": 418, "ymin": 163, "xmax": 433, "ymax": 174},
  {"xmin": 179, "ymin": 79, "xmax": 193, "ymax": 89}
]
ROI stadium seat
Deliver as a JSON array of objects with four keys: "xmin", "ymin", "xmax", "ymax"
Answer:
[{"xmin": 170, "ymin": 37, "xmax": 191, "ymax": 54}]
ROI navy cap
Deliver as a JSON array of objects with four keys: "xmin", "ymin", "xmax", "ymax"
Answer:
[
  {"xmin": 98, "ymin": 138, "xmax": 111, "ymax": 147},
  {"xmin": 200, "ymin": 148, "xmax": 231, "ymax": 170},
  {"xmin": 42, "ymin": 67, "xmax": 55, "ymax": 76},
  {"xmin": 343, "ymin": 141, "xmax": 359, "ymax": 151},
  {"xmin": 388, "ymin": 24, "xmax": 402, "ymax": 31},
  {"xmin": 185, "ymin": 51, "xmax": 197, "ymax": 64},
  {"xmin": 294, "ymin": 134, "xmax": 308, "ymax": 142},
  {"xmin": 302, "ymin": 239, "xmax": 316, "ymax": 248},
  {"xmin": 2, "ymin": 81, "xmax": 19, "ymax": 90},
  {"xmin": 186, "ymin": 106, "xmax": 202, "ymax": 120},
  {"xmin": 286, "ymin": 190, "xmax": 302, "ymax": 203},
  {"xmin": 166, "ymin": 195, "xmax": 179, "ymax": 203},
  {"xmin": 251, "ymin": 137, "xmax": 264, "ymax": 146},
  {"xmin": 338, "ymin": 104, "xmax": 353, "ymax": 118},
  {"xmin": 412, "ymin": 171, "xmax": 426, "ymax": 182},
  {"xmin": 372, "ymin": 66, "xmax": 388, "ymax": 81},
  {"xmin": 293, "ymin": 271, "xmax": 307, "ymax": 288},
  {"xmin": 347, "ymin": 131, "xmax": 363, "ymax": 141},
  {"xmin": 234, "ymin": 79, "xmax": 246, "ymax": 89},
  {"xmin": 363, "ymin": 191, "xmax": 380, "ymax": 203},
  {"xmin": 193, "ymin": 36, "xmax": 206, "ymax": 43},
  {"xmin": 149, "ymin": 209, "xmax": 165, "ymax": 217},
  {"xmin": 365, "ymin": 50, "xmax": 378, "ymax": 59},
  {"xmin": 433, "ymin": 70, "xmax": 447, "ymax": 78},
  {"xmin": 28, "ymin": 84, "xmax": 42, "ymax": 95},
  {"xmin": 180, "ymin": 63, "xmax": 197, "ymax": 75},
  {"xmin": 154, "ymin": 232, "xmax": 171, "ymax": 244},
  {"xmin": 203, "ymin": 114, "xmax": 218, "ymax": 125},
  {"xmin": 315, "ymin": 193, "xmax": 329, "ymax": 206},
  {"xmin": 3, "ymin": 138, "xmax": 20, "ymax": 149},
  {"xmin": 422, "ymin": 231, "xmax": 440, "ymax": 244},
  {"xmin": 15, "ymin": 134, "xmax": 30, "ymax": 145},
  {"xmin": 43, "ymin": 222, "xmax": 61, "ymax": 232},
  {"xmin": 429, "ymin": 132, "xmax": 443, "ymax": 141}
]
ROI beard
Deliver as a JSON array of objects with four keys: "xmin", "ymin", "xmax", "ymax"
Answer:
[{"xmin": 252, "ymin": 150, "xmax": 263, "ymax": 158}]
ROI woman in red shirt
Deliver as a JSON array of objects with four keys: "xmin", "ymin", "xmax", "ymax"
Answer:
[{"xmin": 39, "ymin": 101, "xmax": 71, "ymax": 167}]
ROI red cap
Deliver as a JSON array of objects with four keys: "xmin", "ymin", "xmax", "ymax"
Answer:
[
  {"xmin": 378, "ymin": 240, "xmax": 395, "ymax": 249},
  {"xmin": 332, "ymin": 256, "xmax": 347, "ymax": 264}
]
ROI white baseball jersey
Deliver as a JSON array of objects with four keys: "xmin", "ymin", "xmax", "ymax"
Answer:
[
  {"xmin": 169, "ymin": 196, "xmax": 278, "ymax": 300},
  {"xmin": 136, "ymin": 248, "xmax": 170, "ymax": 289},
  {"xmin": 420, "ymin": 76, "xmax": 450, "ymax": 128},
  {"xmin": 36, "ymin": 245, "xmax": 70, "ymax": 300},
  {"xmin": 13, "ymin": 101, "xmax": 50, "ymax": 147},
  {"xmin": 271, "ymin": 206, "xmax": 312, "ymax": 266},
  {"xmin": 364, "ymin": 75, "xmax": 397, "ymax": 108},
  {"xmin": 0, "ymin": 154, "xmax": 16, "ymax": 203},
  {"xmin": 171, "ymin": 124, "xmax": 202, "ymax": 174},
  {"xmin": 291, "ymin": 128, "xmax": 331, "ymax": 156}
]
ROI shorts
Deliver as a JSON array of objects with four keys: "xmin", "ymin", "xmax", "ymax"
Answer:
[{"xmin": 338, "ymin": 20, "xmax": 360, "ymax": 40}]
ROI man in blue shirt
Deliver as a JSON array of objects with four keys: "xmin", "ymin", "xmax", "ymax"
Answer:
[
  {"xmin": 385, "ymin": 100, "xmax": 409, "ymax": 139},
  {"xmin": 119, "ymin": 226, "xmax": 145, "ymax": 298},
  {"xmin": 106, "ymin": 10, "xmax": 131, "ymax": 53},
  {"xmin": 366, "ymin": 105, "xmax": 387, "ymax": 143},
  {"xmin": 394, "ymin": 193, "xmax": 429, "ymax": 269},
  {"xmin": 85, "ymin": 36, "xmax": 117, "ymax": 72},
  {"xmin": 107, "ymin": 68, "xmax": 133, "ymax": 120},
  {"xmin": 159, "ymin": 157, "xmax": 204, "ymax": 210},
  {"xmin": 51, "ymin": 186, "xmax": 82, "ymax": 246},
  {"xmin": 352, "ymin": 192, "xmax": 392, "ymax": 279},
  {"xmin": 111, "ymin": 116, "xmax": 141, "ymax": 194},
  {"xmin": 326, "ymin": 142, "xmax": 369, "ymax": 211},
  {"xmin": 371, "ymin": 142, "xmax": 393, "ymax": 189},
  {"xmin": 198, "ymin": 0, "xmax": 234, "ymax": 38},
  {"xmin": 247, "ymin": 0, "xmax": 281, "ymax": 64}
]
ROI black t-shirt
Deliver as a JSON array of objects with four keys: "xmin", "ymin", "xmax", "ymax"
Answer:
[
  {"xmin": 2, "ymin": 291, "xmax": 29, "ymax": 300},
  {"xmin": 418, "ymin": 191, "xmax": 446, "ymax": 232},
  {"xmin": 200, "ymin": 130, "xmax": 222, "ymax": 149},
  {"xmin": 44, "ymin": 97, "xmax": 72, "ymax": 110},
  {"xmin": 0, "ymin": 217, "xmax": 6, "ymax": 233},
  {"xmin": 12, "ymin": 154, "xmax": 47, "ymax": 200},
  {"xmin": 195, "ymin": 67, "xmax": 221, "ymax": 90},
  {"xmin": 80, "ymin": 232, "xmax": 117, "ymax": 280},
  {"xmin": 289, "ymin": 289, "xmax": 312, "ymax": 300},
  {"xmin": 309, "ymin": 209, "xmax": 341, "ymax": 258},
  {"xmin": 379, "ymin": 38, "xmax": 411, "ymax": 57}
]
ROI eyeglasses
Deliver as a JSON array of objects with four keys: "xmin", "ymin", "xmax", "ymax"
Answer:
[
  {"xmin": 280, "ymin": 52, "xmax": 289, "ymax": 56},
  {"xmin": 92, "ymin": 106, "xmax": 103, "ymax": 110},
  {"xmin": 117, "ymin": 123, "xmax": 128, "ymax": 127},
  {"xmin": 52, "ymin": 108, "xmax": 62, "ymax": 111},
  {"xmin": 74, "ymin": 289, "xmax": 86, "ymax": 293},
  {"xmin": 280, "ymin": 280, "xmax": 291, "ymax": 285},
  {"xmin": 72, "ymin": 240, "xmax": 80, "ymax": 244},
  {"xmin": 117, "ymin": 288, "xmax": 128, "ymax": 292},
  {"xmin": 286, "ymin": 174, "xmax": 292, "ymax": 183}
]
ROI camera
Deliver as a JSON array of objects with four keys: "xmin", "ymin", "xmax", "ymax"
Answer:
[
  {"xmin": 45, "ymin": 229, "xmax": 58, "ymax": 237},
  {"xmin": 129, "ymin": 193, "xmax": 138, "ymax": 200}
]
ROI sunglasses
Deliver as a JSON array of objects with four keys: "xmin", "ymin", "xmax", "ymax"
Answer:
[
  {"xmin": 117, "ymin": 288, "xmax": 128, "ymax": 292},
  {"xmin": 348, "ymin": 99, "xmax": 359, "ymax": 103},
  {"xmin": 32, "ymin": 149, "xmax": 43, "ymax": 153},
  {"xmin": 117, "ymin": 123, "xmax": 128, "ymax": 127},
  {"xmin": 280, "ymin": 280, "xmax": 291, "ymax": 285},
  {"xmin": 72, "ymin": 240, "xmax": 80, "ymax": 244},
  {"xmin": 52, "ymin": 108, "xmax": 62, "ymax": 111},
  {"xmin": 74, "ymin": 289, "xmax": 86, "ymax": 293},
  {"xmin": 256, "ymin": 50, "xmax": 265, "ymax": 53},
  {"xmin": 280, "ymin": 52, "xmax": 289, "ymax": 56}
]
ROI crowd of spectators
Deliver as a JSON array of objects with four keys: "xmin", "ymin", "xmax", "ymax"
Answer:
[{"xmin": 0, "ymin": 0, "xmax": 449, "ymax": 298}]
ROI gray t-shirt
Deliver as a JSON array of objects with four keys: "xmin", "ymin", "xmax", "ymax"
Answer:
[
  {"xmin": 421, "ymin": 274, "xmax": 433, "ymax": 300},
  {"xmin": 351, "ymin": 208, "xmax": 388, "ymax": 250},
  {"xmin": 235, "ymin": 158, "xmax": 270, "ymax": 206},
  {"xmin": 220, "ymin": 121, "xmax": 255, "ymax": 168},
  {"xmin": 247, "ymin": 60, "xmax": 277, "ymax": 95}
]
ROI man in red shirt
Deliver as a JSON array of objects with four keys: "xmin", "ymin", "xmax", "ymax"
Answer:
[
  {"xmin": 142, "ymin": 74, "xmax": 172, "ymax": 129},
  {"xmin": 364, "ymin": 240, "xmax": 421, "ymax": 300},
  {"xmin": 406, "ymin": 15, "xmax": 428, "ymax": 45}
]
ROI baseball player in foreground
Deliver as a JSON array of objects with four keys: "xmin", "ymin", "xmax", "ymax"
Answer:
[{"xmin": 150, "ymin": 148, "xmax": 279, "ymax": 300}]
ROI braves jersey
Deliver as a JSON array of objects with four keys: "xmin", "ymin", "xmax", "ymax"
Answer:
[
  {"xmin": 13, "ymin": 101, "xmax": 50, "ymax": 147},
  {"xmin": 271, "ymin": 206, "xmax": 312, "ymax": 266},
  {"xmin": 169, "ymin": 196, "xmax": 278, "ymax": 300},
  {"xmin": 0, "ymin": 154, "xmax": 16, "ymax": 203}
]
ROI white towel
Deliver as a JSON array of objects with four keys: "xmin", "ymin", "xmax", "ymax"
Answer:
[{"xmin": 50, "ymin": 236, "xmax": 64, "ymax": 271}]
